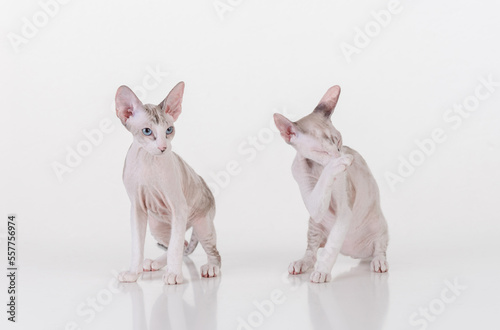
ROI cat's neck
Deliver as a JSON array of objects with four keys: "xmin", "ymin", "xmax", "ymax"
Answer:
[{"xmin": 297, "ymin": 152, "xmax": 325, "ymax": 169}]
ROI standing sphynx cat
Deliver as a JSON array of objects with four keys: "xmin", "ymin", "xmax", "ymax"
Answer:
[
  {"xmin": 116, "ymin": 82, "xmax": 221, "ymax": 285},
  {"xmin": 274, "ymin": 85, "xmax": 389, "ymax": 283}
]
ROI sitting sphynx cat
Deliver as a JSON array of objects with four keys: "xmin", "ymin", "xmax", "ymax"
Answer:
[
  {"xmin": 115, "ymin": 82, "xmax": 221, "ymax": 285},
  {"xmin": 274, "ymin": 85, "xmax": 389, "ymax": 283}
]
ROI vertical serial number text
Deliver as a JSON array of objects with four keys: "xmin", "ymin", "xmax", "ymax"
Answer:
[{"xmin": 7, "ymin": 214, "xmax": 17, "ymax": 322}]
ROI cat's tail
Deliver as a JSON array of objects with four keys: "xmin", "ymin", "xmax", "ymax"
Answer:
[{"xmin": 184, "ymin": 232, "xmax": 198, "ymax": 256}]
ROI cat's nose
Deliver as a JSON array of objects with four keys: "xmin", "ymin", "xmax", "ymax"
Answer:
[{"xmin": 158, "ymin": 146, "xmax": 167, "ymax": 152}]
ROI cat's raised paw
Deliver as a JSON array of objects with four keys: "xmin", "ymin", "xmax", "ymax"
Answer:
[
  {"xmin": 163, "ymin": 270, "xmax": 184, "ymax": 285},
  {"xmin": 340, "ymin": 154, "xmax": 354, "ymax": 166},
  {"xmin": 118, "ymin": 271, "xmax": 141, "ymax": 283},
  {"xmin": 200, "ymin": 264, "xmax": 220, "ymax": 278},
  {"xmin": 288, "ymin": 258, "xmax": 314, "ymax": 275},
  {"xmin": 371, "ymin": 255, "xmax": 389, "ymax": 273},
  {"xmin": 310, "ymin": 271, "xmax": 331, "ymax": 283},
  {"xmin": 325, "ymin": 154, "xmax": 353, "ymax": 176}
]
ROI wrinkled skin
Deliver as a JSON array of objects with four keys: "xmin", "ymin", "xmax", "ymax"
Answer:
[{"xmin": 274, "ymin": 85, "xmax": 389, "ymax": 283}]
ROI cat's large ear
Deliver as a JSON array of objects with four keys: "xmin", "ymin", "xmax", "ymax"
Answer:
[
  {"xmin": 159, "ymin": 82, "xmax": 185, "ymax": 121},
  {"xmin": 115, "ymin": 86, "xmax": 143, "ymax": 125},
  {"xmin": 274, "ymin": 113, "xmax": 297, "ymax": 144},
  {"xmin": 313, "ymin": 85, "xmax": 341, "ymax": 118}
]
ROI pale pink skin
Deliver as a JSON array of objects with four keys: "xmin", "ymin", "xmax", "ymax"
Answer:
[
  {"xmin": 274, "ymin": 86, "xmax": 389, "ymax": 283},
  {"xmin": 115, "ymin": 82, "xmax": 221, "ymax": 285}
]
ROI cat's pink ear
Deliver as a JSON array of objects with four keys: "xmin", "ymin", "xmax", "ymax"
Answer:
[
  {"xmin": 314, "ymin": 85, "xmax": 341, "ymax": 118},
  {"xmin": 160, "ymin": 82, "xmax": 185, "ymax": 121},
  {"xmin": 274, "ymin": 113, "xmax": 297, "ymax": 144},
  {"xmin": 115, "ymin": 86, "xmax": 143, "ymax": 125}
]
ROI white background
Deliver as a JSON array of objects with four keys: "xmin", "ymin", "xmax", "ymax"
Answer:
[{"xmin": 1, "ymin": 0, "xmax": 500, "ymax": 329}]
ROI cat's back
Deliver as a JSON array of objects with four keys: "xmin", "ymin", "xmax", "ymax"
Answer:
[
  {"xmin": 343, "ymin": 145, "xmax": 382, "ymax": 220},
  {"xmin": 342, "ymin": 146, "xmax": 378, "ymax": 190},
  {"xmin": 171, "ymin": 151, "xmax": 215, "ymax": 217},
  {"xmin": 171, "ymin": 151, "xmax": 200, "ymax": 182}
]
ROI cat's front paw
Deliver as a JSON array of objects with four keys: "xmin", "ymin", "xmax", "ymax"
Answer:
[
  {"xmin": 143, "ymin": 258, "xmax": 167, "ymax": 272},
  {"xmin": 118, "ymin": 271, "xmax": 141, "ymax": 283},
  {"xmin": 339, "ymin": 154, "xmax": 354, "ymax": 167},
  {"xmin": 200, "ymin": 264, "xmax": 220, "ymax": 278},
  {"xmin": 325, "ymin": 154, "xmax": 353, "ymax": 175},
  {"xmin": 163, "ymin": 267, "xmax": 184, "ymax": 285},
  {"xmin": 310, "ymin": 271, "xmax": 331, "ymax": 283},
  {"xmin": 288, "ymin": 258, "xmax": 315, "ymax": 275}
]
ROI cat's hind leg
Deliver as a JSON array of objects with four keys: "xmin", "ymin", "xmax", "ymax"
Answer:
[
  {"xmin": 144, "ymin": 239, "xmax": 193, "ymax": 271},
  {"xmin": 289, "ymin": 219, "xmax": 325, "ymax": 274},
  {"xmin": 143, "ymin": 254, "xmax": 168, "ymax": 272},
  {"xmin": 184, "ymin": 231, "xmax": 198, "ymax": 256},
  {"xmin": 192, "ymin": 213, "xmax": 221, "ymax": 278},
  {"xmin": 370, "ymin": 234, "xmax": 389, "ymax": 273},
  {"xmin": 144, "ymin": 215, "xmax": 171, "ymax": 272}
]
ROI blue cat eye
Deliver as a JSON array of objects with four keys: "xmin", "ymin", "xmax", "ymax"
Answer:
[
  {"xmin": 166, "ymin": 126, "xmax": 174, "ymax": 135},
  {"xmin": 142, "ymin": 128, "xmax": 152, "ymax": 136}
]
